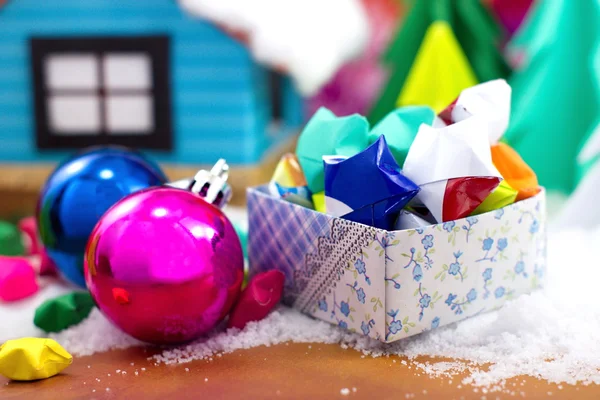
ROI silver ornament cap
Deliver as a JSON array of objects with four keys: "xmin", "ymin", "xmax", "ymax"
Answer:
[{"xmin": 166, "ymin": 159, "xmax": 232, "ymax": 208}]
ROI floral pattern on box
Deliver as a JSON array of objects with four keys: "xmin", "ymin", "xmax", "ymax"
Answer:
[{"xmin": 247, "ymin": 186, "xmax": 546, "ymax": 343}]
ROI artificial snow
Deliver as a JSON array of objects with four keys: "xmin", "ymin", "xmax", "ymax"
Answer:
[
  {"xmin": 178, "ymin": 0, "xmax": 369, "ymax": 96},
  {"xmin": 50, "ymin": 308, "xmax": 141, "ymax": 356},
  {"xmin": 5, "ymin": 197, "xmax": 600, "ymax": 389}
]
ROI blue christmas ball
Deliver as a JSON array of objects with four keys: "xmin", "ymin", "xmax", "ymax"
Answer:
[{"xmin": 37, "ymin": 146, "xmax": 167, "ymax": 287}]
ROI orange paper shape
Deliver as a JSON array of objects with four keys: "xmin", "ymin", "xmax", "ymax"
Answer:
[{"xmin": 491, "ymin": 143, "xmax": 540, "ymax": 201}]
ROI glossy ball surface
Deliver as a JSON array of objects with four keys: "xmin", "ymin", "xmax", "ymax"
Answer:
[
  {"xmin": 84, "ymin": 187, "xmax": 244, "ymax": 344},
  {"xmin": 37, "ymin": 147, "xmax": 167, "ymax": 287}
]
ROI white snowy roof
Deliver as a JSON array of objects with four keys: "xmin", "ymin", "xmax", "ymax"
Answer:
[{"xmin": 178, "ymin": 0, "xmax": 369, "ymax": 96}]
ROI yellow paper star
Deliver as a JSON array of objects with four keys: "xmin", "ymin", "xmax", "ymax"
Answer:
[
  {"xmin": 0, "ymin": 338, "xmax": 72, "ymax": 381},
  {"xmin": 471, "ymin": 180, "xmax": 518, "ymax": 215}
]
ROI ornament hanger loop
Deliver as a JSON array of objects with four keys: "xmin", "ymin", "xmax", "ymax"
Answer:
[
  {"xmin": 165, "ymin": 159, "xmax": 232, "ymax": 208},
  {"xmin": 210, "ymin": 158, "xmax": 229, "ymax": 181}
]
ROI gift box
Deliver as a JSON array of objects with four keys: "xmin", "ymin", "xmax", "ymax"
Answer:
[{"xmin": 248, "ymin": 185, "xmax": 546, "ymax": 342}]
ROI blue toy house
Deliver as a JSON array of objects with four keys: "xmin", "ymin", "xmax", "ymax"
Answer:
[{"xmin": 0, "ymin": 0, "xmax": 304, "ymax": 166}]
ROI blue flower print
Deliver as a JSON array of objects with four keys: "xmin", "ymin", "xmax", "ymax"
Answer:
[
  {"xmin": 445, "ymin": 293, "xmax": 457, "ymax": 306},
  {"xmin": 443, "ymin": 221, "xmax": 456, "ymax": 232},
  {"xmin": 448, "ymin": 262, "xmax": 461, "ymax": 276},
  {"xmin": 519, "ymin": 210, "xmax": 537, "ymax": 230},
  {"xmin": 318, "ymin": 299, "xmax": 327, "ymax": 312},
  {"xmin": 495, "ymin": 287, "xmax": 505, "ymax": 298},
  {"xmin": 373, "ymin": 232, "xmax": 399, "ymax": 264},
  {"xmin": 515, "ymin": 261, "xmax": 525, "ymax": 274},
  {"xmin": 512, "ymin": 258, "xmax": 529, "ymax": 279},
  {"xmin": 431, "ymin": 317, "xmax": 440, "ymax": 329},
  {"xmin": 482, "ymin": 268, "xmax": 493, "ymax": 299},
  {"xmin": 482, "ymin": 237, "xmax": 494, "ymax": 251},
  {"xmin": 477, "ymin": 236, "xmax": 507, "ymax": 263},
  {"xmin": 352, "ymin": 255, "xmax": 371, "ymax": 285},
  {"xmin": 354, "ymin": 259, "xmax": 366, "ymax": 275},
  {"xmin": 466, "ymin": 216, "xmax": 478, "ymax": 225},
  {"xmin": 361, "ymin": 319, "xmax": 375, "ymax": 336},
  {"xmin": 420, "ymin": 235, "xmax": 434, "ymax": 269},
  {"xmin": 386, "ymin": 309, "xmax": 411, "ymax": 339},
  {"xmin": 357, "ymin": 288, "xmax": 366, "ymax": 304},
  {"xmin": 386, "ymin": 275, "xmax": 401, "ymax": 289},
  {"xmin": 466, "ymin": 289, "xmax": 477, "ymax": 302},
  {"xmin": 380, "ymin": 235, "xmax": 390, "ymax": 247},
  {"xmin": 445, "ymin": 220, "xmax": 461, "ymax": 245},
  {"xmin": 436, "ymin": 251, "xmax": 465, "ymax": 282},
  {"xmin": 415, "ymin": 228, "xmax": 424, "ymax": 234},
  {"xmin": 346, "ymin": 281, "xmax": 367, "ymax": 304},
  {"xmin": 534, "ymin": 263, "xmax": 545, "ymax": 279},
  {"xmin": 332, "ymin": 293, "xmax": 354, "ymax": 328},
  {"xmin": 338, "ymin": 320, "xmax": 348, "ymax": 329},
  {"xmin": 389, "ymin": 320, "xmax": 403, "ymax": 335},
  {"xmin": 497, "ymin": 238, "xmax": 508, "ymax": 251},
  {"xmin": 403, "ymin": 248, "xmax": 418, "ymax": 270},
  {"xmin": 494, "ymin": 209, "xmax": 504, "ymax": 220},
  {"xmin": 482, "ymin": 268, "xmax": 492, "ymax": 281},
  {"xmin": 462, "ymin": 217, "xmax": 478, "ymax": 242},
  {"xmin": 416, "ymin": 283, "xmax": 440, "ymax": 321},
  {"xmin": 421, "ymin": 234, "xmax": 434, "ymax": 250},
  {"xmin": 361, "ymin": 321, "xmax": 370, "ymax": 335},
  {"xmin": 420, "ymin": 294, "xmax": 432, "ymax": 308},
  {"xmin": 530, "ymin": 220, "xmax": 540, "ymax": 234},
  {"xmin": 446, "ymin": 291, "xmax": 475, "ymax": 315},
  {"xmin": 340, "ymin": 301, "xmax": 350, "ymax": 317},
  {"xmin": 412, "ymin": 264, "xmax": 423, "ymax": 282}
]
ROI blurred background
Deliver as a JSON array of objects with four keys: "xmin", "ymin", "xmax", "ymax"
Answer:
[{"xmin": 0, "ymin": 0, "xmax": 596, "ymax": 223}]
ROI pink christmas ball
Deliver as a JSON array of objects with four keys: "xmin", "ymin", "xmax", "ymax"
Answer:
[{"xmin": 84, "ymin": 187, "xmax": 244, "ymax": 344}]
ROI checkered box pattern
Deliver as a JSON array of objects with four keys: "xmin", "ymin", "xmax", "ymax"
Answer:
[{"xmin": 247, "ymin": 186, "xmax": 330, "ymax": 304}]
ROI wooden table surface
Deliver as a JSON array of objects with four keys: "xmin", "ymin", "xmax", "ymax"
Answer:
[{"xmin": 0, "ymin": 343, "xmax": 595, "ymax": 399}]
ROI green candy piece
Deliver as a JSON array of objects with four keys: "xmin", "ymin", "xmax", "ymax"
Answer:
[
  {"xmin": 0, "ymin": 221, "xmax": 25, "ymax": 256},
  {"xmin": 368, "ymin": 106, "xmax": 435, "ymax": 167},
  {"xmin": 297, "ymin": 107, "xmax": 370, "ymax": 194},
  {"xmin": 34, "ymin": 292, "xmax": 96, "ymax": 333}
]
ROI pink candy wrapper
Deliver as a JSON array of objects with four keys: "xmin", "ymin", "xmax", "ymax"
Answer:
[{"xmin": 228, "ymin": 270, "xmax": 285, "ymax": 330}]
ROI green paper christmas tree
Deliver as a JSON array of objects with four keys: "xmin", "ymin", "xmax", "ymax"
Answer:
[
  {"xmin": 368, "ymin": 0, "xmax": 510, "ymax": 124},
  {"xmin": 0, "ymin": 221, "xmax": 24, "ymax": 256},
  {"xmin": 504, "ymin": 0, "xmax": 600, "ymax": 193}
]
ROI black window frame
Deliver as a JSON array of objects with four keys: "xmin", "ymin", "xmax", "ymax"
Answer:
[
  {"xmin": 30, "ymin": 35, "xmax": 173, "ymax": 151},
  {"xmin": 269, "ymin": 69, "xmax": 284, "ymax": 123}
]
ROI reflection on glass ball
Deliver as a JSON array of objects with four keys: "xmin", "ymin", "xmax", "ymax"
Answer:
[{"xmin": 85, "ymin": 187, "xmax": 244, "ymax": 344}]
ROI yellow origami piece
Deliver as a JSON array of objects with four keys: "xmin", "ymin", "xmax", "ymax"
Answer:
[
  {"xmin": 0, "ymin": 338, "xmax": 72, "ymax": 381},
  {"xmin": 312, "ymin": 192, "xmax": 326, "ymax": 214},
  {"xmin": 471, "ymin": 180, "xmax": 518, "ymax": 215},
  {"xmin": 396, "ymin": 21, "xmax": 478, "ymax": 113}
]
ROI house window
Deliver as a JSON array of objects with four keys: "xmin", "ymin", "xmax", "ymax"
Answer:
[
  {"xmin": 30, "ymin": 36, "xmax": 172, "ymax": 150},
  {"xmin": 269, "ymin": 70, "xmax": 284, "ymax": 123}
]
